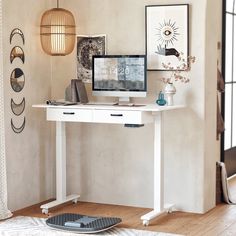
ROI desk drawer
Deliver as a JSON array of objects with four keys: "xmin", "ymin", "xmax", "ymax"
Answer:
[
  {"xmin": 93, "ymin": 110, "xmax": 151, "ymax": 124},
  {"xmin": 47, "ymin": 108, "xmax": 92, "ymax": 122}
]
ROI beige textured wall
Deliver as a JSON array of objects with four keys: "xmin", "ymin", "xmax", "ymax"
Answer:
[
  {"xmin": 203, "ymin": 0, "xmax": 222, "ymax": 210},
  {"xmin": 2, "ymin": 0, "xmax": 222, "ymax": 213},
  {"xmin": 3, "ymin": 0, "xmax": 54, "ymax": 211},
  {"xmin": 49, "ymin": 0, "xmax": 222, "ymax": 213}
]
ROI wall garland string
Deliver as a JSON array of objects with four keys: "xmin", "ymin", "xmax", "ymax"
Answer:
[{"xmin": 10, "ymin": 28, "xmax": 26, "ymax": 134}]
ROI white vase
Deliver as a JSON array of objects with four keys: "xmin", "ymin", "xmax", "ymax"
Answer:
[{"xmin": 164, "ymin": 82, "xmax": 176, "ymax": 106}]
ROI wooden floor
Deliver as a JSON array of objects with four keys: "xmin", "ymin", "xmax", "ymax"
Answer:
[
  {"xmin": 13, "ymin": 198, "xmax": 236, "ymax": 236},
  {"xmin": 11, "ymin": 176, "xmax": 236, "ymax": 236}
]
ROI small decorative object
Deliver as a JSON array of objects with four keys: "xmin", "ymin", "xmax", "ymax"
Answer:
[
  {"xmin": 77, "ymin": 35, "xmax": 106, "ymax": 82},
  {"xmin": 65, "ymin": 79, "xmax": 89, "ymax": 104},
  {"xmin": 146, "ymin": 4, "xmax": 189, "ymax": 70},
  {"xmin": 10, "ymin": 28, "xmax": 25, "ymax": 44},
  {"xmin": 40, "ymin": 0, "xmax": 76, "ymax": 56},
  {"xmin": 10, "ymin": 68, "xmax": 25, "ymax": 92},
  {"xmin": 161, "ymin": 55, "xmax": 195, "ymax": 106},
  {"xmin": 10, "ymin": 46, "xmax": 25, "ymax": 63},
  {"xmin": 164, "ymin": 82, "xmax": 176, "ymax": 106},
  {"xmin": 156, "ymin": 91, "xmax": 166, "ymax": 106},
  {"xmin": 161, "ymin": 54, "xmax": 196, "ymax": 83},
  {"xmin": 65, "ymin": 85, "xmax": 72, "ymax": 101},
  {"xmin": 11, "ymin": 117, "xmax": 26, "ymax": 134},
  {"xmin": 11, "ymin": 98, "xmax": 25, "ymax": 116},
  {"xmin": 74, "ymin": 80, "xmax": 89, "ymax": 104}
]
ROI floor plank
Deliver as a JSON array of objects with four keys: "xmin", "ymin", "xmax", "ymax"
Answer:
[
  {"xmin": 12, "ymin": 200, "xmax": 236, "ymax": 236},
  {"xmin": 12, "ymin": 176, "xmax": 236, "ymax": 236}
]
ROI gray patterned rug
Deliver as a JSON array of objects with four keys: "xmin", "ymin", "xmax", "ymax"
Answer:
[{"xmin": 0, "ymin": 216, "xmax": 182, "ymax": 236}]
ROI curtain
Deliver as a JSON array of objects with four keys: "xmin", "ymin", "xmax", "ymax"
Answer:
[
  {"xmin": 217, "ymin": 162, "xmax": 236, "ymax": 204},
  {"xmin": 0, "ymin": 0, "xmax": 12, "ymax": 220}
]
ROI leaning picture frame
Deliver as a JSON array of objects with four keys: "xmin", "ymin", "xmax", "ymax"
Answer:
[
  {"xmin": 76, "ymin": 35, "xmax": 106, "ymax": 83},
  {"xmin": 145, "ymin": 4, "xmax": 189, "ymax": 71}
]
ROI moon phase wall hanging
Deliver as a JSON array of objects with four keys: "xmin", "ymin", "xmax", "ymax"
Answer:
[
  {"xmin": 11, "ymin": 98, "xmax": 25, "ymax": 116},
  {"xmin": 10, "ymin": 28, "xmax": 26, "ymax": 134},
  {"xmin": 11, "ymin": 117, "xmax": 26, "ymax": 134},
  {"xmin": 10, "ymin": 46, "xmax": 25, "ymax": 63},
  {"xmin": 10, "ymin": 28, "xmax": 25, "ymax": 45},
  {"xmin": 10, "ymin": 68, "xmax": 25, "ymax": 92}
]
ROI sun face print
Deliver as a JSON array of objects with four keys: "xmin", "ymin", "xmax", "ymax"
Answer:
[{"xmin": 156, "ymin": 20, "xmax": 179, "ymax": 46}]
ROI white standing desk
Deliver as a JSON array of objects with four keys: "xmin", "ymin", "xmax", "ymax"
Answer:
[{"xmin": 33, "ymin": 103, "xmax": 184, "ymax": 225}]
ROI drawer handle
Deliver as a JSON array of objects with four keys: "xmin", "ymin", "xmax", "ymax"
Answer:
[
  {"xmin": 110, "ymin": 114, "xmax": 123, "ymax": 117},
  {"xmin": 63, "ymin": 112, "xmax": 75, "ymax": 115}
]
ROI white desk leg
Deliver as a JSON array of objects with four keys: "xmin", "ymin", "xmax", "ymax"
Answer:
[
  {"xmin": 40, "ymin": 121, "xmax": 80, "ymax": 214},
  {"xmin": 56, "ymin": 121, "xmax": 66, "ymax": 201},
  {"xmin": 141, "ymin": 112, "xmax": 174, "ymax": 226}
]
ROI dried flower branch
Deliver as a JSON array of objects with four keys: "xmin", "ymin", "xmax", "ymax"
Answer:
[{"xmin": 161, "ymin": 54, "xmax": 196, "ymax": 84}]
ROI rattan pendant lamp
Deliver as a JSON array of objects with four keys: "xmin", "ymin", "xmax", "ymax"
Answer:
[{"xmin": 40, "ymin": 0, "xmax": 76, "ymax": 56}]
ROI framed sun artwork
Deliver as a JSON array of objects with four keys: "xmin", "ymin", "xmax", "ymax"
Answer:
[
  {"xmin": 76, "ymin": 35, "xmax": 106, "ymax": 82},
  {"xmin": 145, "ymin": 4, "xmax": 189, "ymax": 71}
]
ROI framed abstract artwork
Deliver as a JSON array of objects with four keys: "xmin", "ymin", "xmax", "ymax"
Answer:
[
  {"xmin": 145, "ymin": 4, "xmax": 189, "ymax": 71},
  {"xmin": 76, "ymin": 35, "xmax": 106, "ymax": 82}
]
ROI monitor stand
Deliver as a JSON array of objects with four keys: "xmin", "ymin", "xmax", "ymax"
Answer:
[{"xmin": 116, "ymin": 97, "xmax": 133, "ymax": 106}]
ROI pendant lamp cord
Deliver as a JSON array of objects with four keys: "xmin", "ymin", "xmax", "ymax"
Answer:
[{"xmin": 57, "ymin": 0, "xmax": 59, "ymax": 8}]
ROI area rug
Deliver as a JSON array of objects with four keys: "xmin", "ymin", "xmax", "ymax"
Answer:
[{"xmin": 0, "ymin": 216, "xmax": 182, "ymax": 236}]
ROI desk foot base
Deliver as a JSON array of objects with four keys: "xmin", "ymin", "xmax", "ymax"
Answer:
[
  {"xmin": 40, "ymin": 194, "xmax": 80, "ymax": 214},
  {"xmin": 141, "ymin": 204, "xmax": 174, "ymax": 226}
]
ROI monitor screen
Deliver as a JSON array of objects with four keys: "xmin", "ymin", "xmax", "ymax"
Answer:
[{"xmin": 92, "ymin": 55, "xmax": 147, "ymax": 100}]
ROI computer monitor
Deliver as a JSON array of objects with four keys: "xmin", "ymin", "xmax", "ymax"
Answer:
[{"xmin": 92, "ymin": 55, "xmax": 147, "ymax": 103}]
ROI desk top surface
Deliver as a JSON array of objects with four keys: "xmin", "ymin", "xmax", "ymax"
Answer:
[{"xmin": 33, "ymin": 103, "xmax": 184, "ymax": 112}]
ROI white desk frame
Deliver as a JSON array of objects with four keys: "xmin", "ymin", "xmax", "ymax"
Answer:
[{"xmin": 33, "ymin": 103, "xmax": 183, "ymax": 225}]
